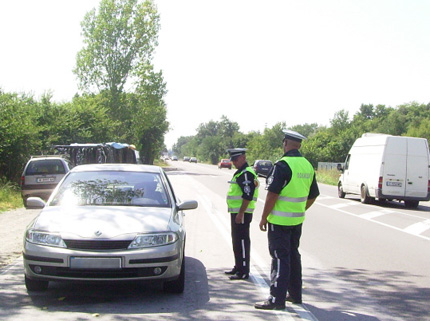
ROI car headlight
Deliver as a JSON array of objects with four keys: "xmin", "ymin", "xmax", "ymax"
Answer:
[
  {"xmin": 128, "ymin": 233, "xmax": 178, "ymax": 249},
  {"xmin": 26, "ymin": 230, "xmax": 66, "ymax": 248}
]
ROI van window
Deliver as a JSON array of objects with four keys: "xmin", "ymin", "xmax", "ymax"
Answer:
[{"xmin": 344, "ymin": 154, "xmax": 351, "ymax": 170}]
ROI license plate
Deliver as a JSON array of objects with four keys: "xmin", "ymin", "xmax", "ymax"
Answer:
[
  {"xmin": 387, "ymin": 181, "xmax": 402, "ymax": 187},
  {"xmin": 36, "ymin": 177, "xmax": 55, "ymax": 183},
  {"xmin": 70, "ymin": 257, "xmax": 122, "ymax": 269}
]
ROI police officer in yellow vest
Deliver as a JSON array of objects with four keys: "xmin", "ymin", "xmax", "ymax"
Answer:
[
  {"xmin": 225, "ymin": 148, "xmax": 259, "ymax": 280},
  {"xmin": 255, "ymin": 130, "xmax": 319, "ymax": 310}
]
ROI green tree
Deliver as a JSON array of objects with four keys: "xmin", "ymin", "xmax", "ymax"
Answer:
[
  {"xmin": 172, "ymin": 136, "xmax": 193, "ymax": 158},
  {"xmin": 406, "ymin": 118, "xmax": 430, "ymax": 141},
  {"xmin": 132, "ymin": 65, "xmax": 168, "ymax": 163},
  {"xmin": 0, "ymin": 91, "xmax": 40, "ymax": 182},
  {"xmin": 75, "ymin": 0, "xmax": 167, "ymax": 163},
  {"xmin": 75, "ymin": 0, "xmax": 160, "ymax": 111}
]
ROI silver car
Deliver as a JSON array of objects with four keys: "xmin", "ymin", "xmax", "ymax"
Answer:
[
  {"xmin": 21, "ymin": 156, "xmax": 70, "ymax": 207},
  {"xmin": 23, "ymin": 164, "xmax": 197, "ymax": 293}
]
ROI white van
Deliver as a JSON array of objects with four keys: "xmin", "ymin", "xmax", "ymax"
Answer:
[{"xmin": 337, "ymin": 133, "xmax": 430, "ymax": 208}]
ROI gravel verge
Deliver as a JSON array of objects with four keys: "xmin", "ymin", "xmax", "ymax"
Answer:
[{"xmin": 0, "ymin": 208, "xmax": 40, "ymax": 270}]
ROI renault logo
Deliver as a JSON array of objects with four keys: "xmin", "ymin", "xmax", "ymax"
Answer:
[{"xmin": 94, "ymin": 230, "xmax": 102, "ymax": 237}]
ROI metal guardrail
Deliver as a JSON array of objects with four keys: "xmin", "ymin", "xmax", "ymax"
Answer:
[{"xmin": 318, "ymin": 162, "xmax": 340, "ymax": 171}]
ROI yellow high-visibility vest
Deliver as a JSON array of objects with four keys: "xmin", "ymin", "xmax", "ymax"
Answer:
[
  {"xmin": 227, "ymin": 166, "xmax": 259, "ymax": 213},
  {"xmin": 267, "ymin": 156, "xmax": 314, "ymax": 226}
]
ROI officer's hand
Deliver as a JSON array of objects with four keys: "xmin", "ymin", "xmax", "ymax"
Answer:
[
  {"xmin": 235, "ymin": 213, "xmax": 244, "ymax": 224},
  {"xmin": 259, "ymin": 218, "xmax": 267, "ymax": 231}
]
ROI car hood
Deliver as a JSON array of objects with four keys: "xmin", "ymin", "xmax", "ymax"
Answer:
[{"xmin": 31, "ymin": 206, "xmax": 173, "ymax": 239}]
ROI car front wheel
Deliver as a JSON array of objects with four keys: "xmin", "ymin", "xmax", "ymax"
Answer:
[
  {"xmin": 338, "ymin": 183, "xmax": 346, "ymax": 198},
  {"xmin": 163, "ymin": 256, "xmax": 185, "ymax": 294},
  {"xmin": 25, "ymin": 276, "xmax": 49, "ymax": 291}
]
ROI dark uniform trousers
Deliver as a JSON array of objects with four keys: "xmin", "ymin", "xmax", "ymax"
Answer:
[
  {"xmin": 230, "ymin": 213, "xmax": 253, "ymax": 274},
  {"xmin": 268, "ymin": 223, "xmax": 302, "ymax": 304}
]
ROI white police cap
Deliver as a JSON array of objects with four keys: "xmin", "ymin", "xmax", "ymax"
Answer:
[
  {"xmin": 227, "ymin": 148, "xmax": 247, "ymax": 160},
  {"xmin": 283, "ymin": 130, "xmax": 307, "ymax": 142}
]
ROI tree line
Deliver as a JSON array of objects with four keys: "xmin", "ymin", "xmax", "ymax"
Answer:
[
  {"xmin": 0, "ymin": 0, "xmax": 168, "ymax": 183},
  {"xmin": 172, "ymin": 102, "xmax": 430, "ymax": 168}
]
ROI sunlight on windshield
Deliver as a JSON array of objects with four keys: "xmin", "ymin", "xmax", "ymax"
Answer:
[{"xmin": 50, "ymin": 171, "xmax": 169, "ymax": 207}]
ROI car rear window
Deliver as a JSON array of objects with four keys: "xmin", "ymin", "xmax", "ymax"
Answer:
[
  {"xmin": 26, "ymin": 160, "xmax": 67, "ymax": 175},
  {"xmin": 258, "ymin": 161, "xmax": 272, "ymax": 167}
]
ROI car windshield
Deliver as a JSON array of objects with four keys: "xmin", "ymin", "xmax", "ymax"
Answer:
[{"xmin": 50, "ymin": 171, "xmax": 170, "ymax": 207}]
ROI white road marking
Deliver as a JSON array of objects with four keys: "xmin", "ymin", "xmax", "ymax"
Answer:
[
  {"xmin": 360, "ymin": 211, "xmax": 388, "ymax": 220},
  {"xmin": 316, "ymin": 198, "xmax": 430, "ymax": 241},
  {"xmin": 329, "ymin": 202, "xmax": 360, "ymax": 209},
  {"xmin": 403, "ymin": 219, "xmax": 430, "ymax": 235}
]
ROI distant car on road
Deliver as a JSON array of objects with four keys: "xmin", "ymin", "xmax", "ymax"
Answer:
[
  {"xmin": 20, "ymin": 156, "xmax": 70, "ymax": 207},
  {"xmin": 218, "ymin": 159, "xmax": 232, "ymax": 169},
  {"xmin": 183, "ymin": 156, "xmax": 190, "ymax": 162},
  {"xmin": 23, "ymin": 163, "xmax": 198, "ymax": 294},
  {"xmin": 253, "ymin": 160, "xmax": 273, "ymax": 177},
  {"xmin": 189, "ymin": 157, "xmax": 198, "ymax": 163},
  {"xmin": 171, "ymin": 156, "xmax": 178, "ymax": 161}
]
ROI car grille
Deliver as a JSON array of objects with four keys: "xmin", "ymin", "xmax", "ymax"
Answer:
[{"xmin": 63, "ymin": 240, "xmax": 132, "ymax": 251}]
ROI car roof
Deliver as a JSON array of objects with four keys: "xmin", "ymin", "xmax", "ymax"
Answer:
[
  {"xmin": 29, "ymin": 156, "xmax": 66, "ymax": 161},
  {"xmin": 70, "ymin": 163, "xmax": 163, "ymax": 174}
]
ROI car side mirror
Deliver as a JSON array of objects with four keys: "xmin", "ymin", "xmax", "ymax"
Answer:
[
  {"xmin": 337, "ymin": 163, "xmax": 344, "ymax": 172},
  {"xmin": 177, "ymin": 200, "xmax": 198, "ymax": 211},
  {"xmin": 26, "ymin": 197, "xmax": 46, "ymax": 209}
]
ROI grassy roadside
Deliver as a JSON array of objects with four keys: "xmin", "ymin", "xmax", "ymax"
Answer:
[
  {"xmin": 0, "ymin": 180, "xmax": 23, "ymax": 213},
  {"xmin": 315, "ymin": 168, "xmax": 340, "ymax": 186}
]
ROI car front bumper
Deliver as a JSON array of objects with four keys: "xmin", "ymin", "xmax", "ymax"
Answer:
[{"xmin": 23, "ymin": 241, "xmax": 183, "ymax": 282}]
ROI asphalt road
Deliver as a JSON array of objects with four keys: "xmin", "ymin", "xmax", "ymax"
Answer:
[{"xmin": 1, "ymin": 160, "xmax": 429, "ymax": 321}]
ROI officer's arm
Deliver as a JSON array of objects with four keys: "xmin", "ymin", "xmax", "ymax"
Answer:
[
  {"xmin": 305, "ymin": 197, "xmax": 316, "ymax": 210},
  {"xmin": 259, "ymin": 191, "xmax": 279, "ymax": 231},
  {"xmin": 235, "ymin": 199, "xmax": 251, "ymax": 224},
  {"xmin": 306, "ymin": 174, "xmax": 319, "ymax": 210}
]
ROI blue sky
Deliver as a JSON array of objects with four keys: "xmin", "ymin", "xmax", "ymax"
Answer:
[{"xmin": 1, "ymin": 0, "xmax": 430, "ymax": 148}]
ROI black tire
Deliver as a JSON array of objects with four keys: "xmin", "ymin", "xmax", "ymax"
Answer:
[
  {"xmin": 163, "ymin": 256, "xmax": 185, "ymax": 294},
  {"xmin": 25, "ymin": 276, "xmax": 49, "ymax": 291},
  {"xmin": 360, "ymin": 185, "xmax": 372, "ymax": 204},
  {"xmin": 404, "ymin": 200, "xmax": 419, "ymax": 209},
  {"xmin": 23, "ymin": 197, "xmax": 28, "ymax": 208},
  {"xmin": 338, "ymin": 183, "xmax": 346, "ymax": 198}
]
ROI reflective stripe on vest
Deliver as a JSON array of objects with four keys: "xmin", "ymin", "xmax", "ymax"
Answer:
[
  {"xmin": 267, "ymin": 156, "xmax": 314, "ymax": 226},
  {"xmin": 227, "ymin": 166, "xmax": 259, "ymax": 213}
]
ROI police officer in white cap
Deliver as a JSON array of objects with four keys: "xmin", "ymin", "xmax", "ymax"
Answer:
[
  {"xmin": 225, "ymin": 148, "xmax": 259, "ymax": 280},
  {"xmin": 255, "ymin": 130, "xmax": 319, "ymax": 310}
]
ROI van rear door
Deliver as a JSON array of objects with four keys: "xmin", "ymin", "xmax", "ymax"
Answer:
[
  {"xmin": 382, "ymin": 137, "xmax": 407, "ymax": 197},
  {"xmin": 405, "ymin": 138, "xmax": 429, "ymax": 198}
]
